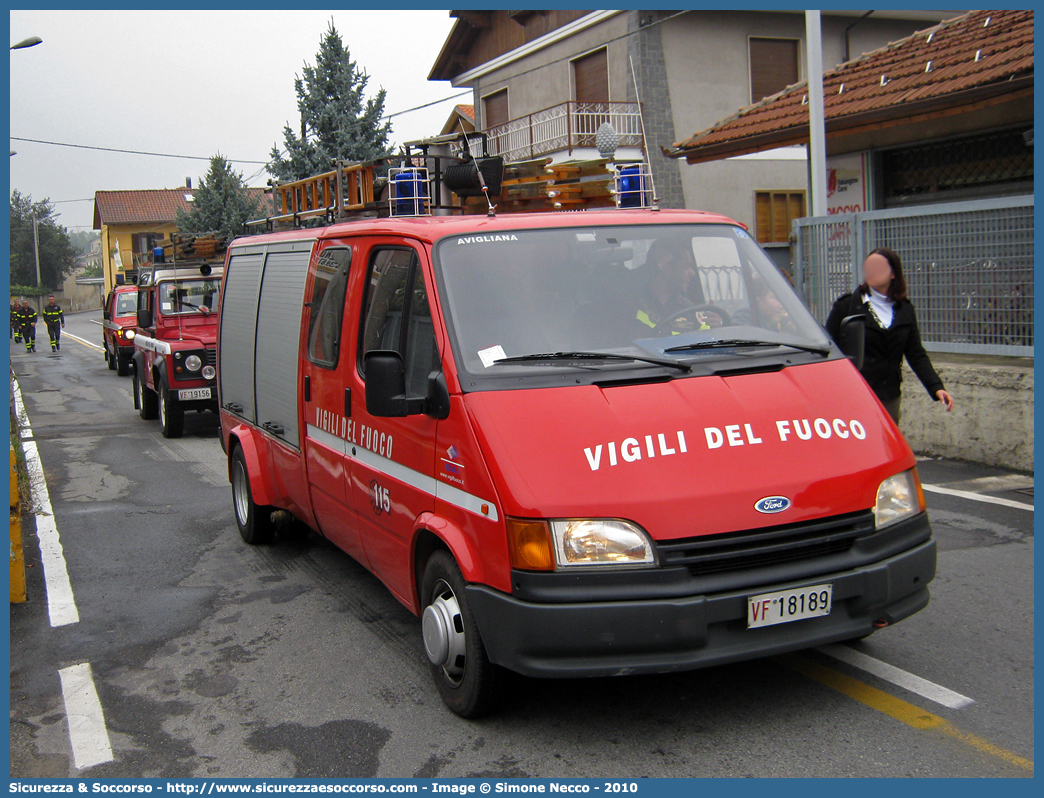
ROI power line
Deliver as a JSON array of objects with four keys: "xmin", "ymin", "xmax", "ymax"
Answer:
[
  {"xmin": 11, "ymin": 89, "xmax": 476, "ymax": 172},
  {"xmin": 10, "ymin": 137, "xmax": 268, "ymax": 164}
]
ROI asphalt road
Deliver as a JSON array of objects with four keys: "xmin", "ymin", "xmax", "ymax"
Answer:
[{"xmin": 9, "ymin": 310, "xmax": 1035, "ymax": 778}]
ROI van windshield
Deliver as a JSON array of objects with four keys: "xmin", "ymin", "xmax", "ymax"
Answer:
[
  {"xmin": 434, "ymin": 224, "xmax": 831, "ymax": 381},
  {"xmin": 115, "ymin": 293, "xmax": 137, "ymax": 316},
  {"xmin": 158, "ymin": 278, "xmax": 222, "ymax": 316}
]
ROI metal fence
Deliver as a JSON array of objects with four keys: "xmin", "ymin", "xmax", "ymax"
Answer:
[{"xmin": 792, "ymin": 195, "xmax": 1034, "ymax": 357}]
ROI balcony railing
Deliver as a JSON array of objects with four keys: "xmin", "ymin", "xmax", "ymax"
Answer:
[{"xmin": 481, "ymin": 102, "xmax": 644, "ymax": 162}]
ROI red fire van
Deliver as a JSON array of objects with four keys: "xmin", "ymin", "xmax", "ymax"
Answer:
[
  {"xmin": 102, "ymin": 283, "xmax": 139, "ymax": 376},
  {"xmin": 217, "ymin": 209, "xmax": 935, "ymax": 717}
]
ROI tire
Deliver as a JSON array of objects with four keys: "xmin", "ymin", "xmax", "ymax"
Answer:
[
  {"xmin": 106, "ymin": 347, "xmax": 116, "ymax": 370},
  {"xmin": 135, "ymin": 371, "xmax": 158, "ymax": 420},
  {"xmin": 116, "ymin": 352, "xmax": 131, "ymax": 377},
  {"xmin": 421, "ymin": 549, "xmax": 503, "ymax": 718},
  {"xmin": 230, "ymin": 447, "xmax": 275, "ymax": 545},
  {"xmin": 158, "ymin": 378, "xmax": 185, "ymax": 439}
]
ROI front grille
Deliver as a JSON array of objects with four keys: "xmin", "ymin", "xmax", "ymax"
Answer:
[
  {"xmin": 657, "ymin": 511, "xmax": 875, "ymax": 577},
  {"xmin": 206, "ymin": 349, "xmax": 217, "ymax": 367}
]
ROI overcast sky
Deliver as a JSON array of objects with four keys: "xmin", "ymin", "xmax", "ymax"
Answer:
[{"xmin": 9, "ymin": 9, "xmax": 461, "ymax": 232}]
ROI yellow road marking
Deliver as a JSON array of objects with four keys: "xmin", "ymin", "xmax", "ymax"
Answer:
[{"xmin": 780, "ymin": 653, "xmax": 1033, "ymax": 773}]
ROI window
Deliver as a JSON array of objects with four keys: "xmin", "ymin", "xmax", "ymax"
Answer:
[
  {"xmin": 360, "ymin": 249, "xmax": 439, "ymax": 397},
  {"xmin": 749, "ymin": 38, "xmax": 799, "ymax": 103},
  {"xmin": 307, "ymin": 247, "xmax": 352, "ymax": 368},
  {"xmin": 755, "ymin": 191, "xmax": 806, "ymax": 243},
  {"xmin": 115, "ymin": 292, "xmax": 137, "ymax": 316},
  {"xmin": 573, "ymin": 48, "xmax": 609, "ymax": 104},
  {"xmin": 483, "ymin": 90, "xmax": 509, "ymax": 130},
  {"xmin": 157, "ymin": 278, "xmax": 221, "ymax": 315}
]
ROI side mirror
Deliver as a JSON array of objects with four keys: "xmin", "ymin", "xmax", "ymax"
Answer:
[
  {"xmin": 838, "ymin": 314, "xmax": 865, "ymax": 371},
  {"xmin": 137, "ymin": 308, "xmax": 153, "ymax": 328},
  {"xmin": 365, "ymin": 351, "xmax": 409, "ymax": 417}
]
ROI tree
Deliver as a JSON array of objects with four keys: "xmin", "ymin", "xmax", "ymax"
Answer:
[
  {"xmin": 269, "ymin": 21, "xmax": 392, "ymax": 181},
  {"xmin": 9, "ymin": 190, "xmax": 77, "ymax": 292},
  {"xmin": 67, "ymin": 229, "xmax": 99, "ymax": 255},
  {"xmin": 176, "ymin": 155, "xmax": 267, "ymax": 242}
]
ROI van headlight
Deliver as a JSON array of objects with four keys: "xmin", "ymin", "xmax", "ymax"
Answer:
[
  {"xmin": 185, "ymin": 355, "xmax": 202, "ymax": 372},
  {"xmin": 123, "ymin": 329, "xmax": 135, "ymax": 340},
  {"xmin": 551, "ymin": 519, "xmax": 655, "ymax": 567},
  {"xmin": 874, "ymin": 469, "xmax": 925, "ymax": 529},
  {"xmin": 202, "ymin": 365, "xmax": 216, "ymax": 380}
]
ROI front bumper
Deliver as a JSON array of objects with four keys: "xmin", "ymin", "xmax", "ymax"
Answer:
[{"xmin": 467, "ymin": 517, "xmax": 936, "ymax": 678}]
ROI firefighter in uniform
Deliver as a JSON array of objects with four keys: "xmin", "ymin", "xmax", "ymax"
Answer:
[
  {"xmin": 42, "ymin": 295, "xmax": 65, "ymax": 352},
  {"xmin": 19, "ymin": 300, "xmax": 38, "ymax": 353},
  {"xmin": 11, "ymin": 300, "xmax": 22, "ymax": 342}
]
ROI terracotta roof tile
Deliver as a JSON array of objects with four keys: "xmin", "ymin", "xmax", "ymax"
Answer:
[
  {"xmin": 669, "ymin": 9, "xmax": 1033, "ymax": 161},
  {"xmin": 93, "ymin": 188, "xmax": 194, "ymax": 228},
  {"xmin": 457, "ymin": 104, "xmax": 475, "ymax": 120}
]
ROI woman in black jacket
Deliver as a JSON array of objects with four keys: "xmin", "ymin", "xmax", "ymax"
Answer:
[{"xmin": 826, "ymin": 247, "xmax": 954, "ymax": 423}]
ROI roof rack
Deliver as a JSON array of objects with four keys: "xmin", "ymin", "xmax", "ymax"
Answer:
[{"xmin": 244, "ymin": 132, "xmax": 656, "ymax": 233}]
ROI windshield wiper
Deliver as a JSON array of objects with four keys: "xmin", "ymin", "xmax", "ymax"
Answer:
[
  {"xmin": 493, "ymin": 351, "xmax": 691, "ymax": 373},
  {"xmin": 664, "ymin": 339, "xmax": 831, "ymax": 356}
]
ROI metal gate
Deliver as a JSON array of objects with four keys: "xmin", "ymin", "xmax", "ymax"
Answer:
[{"xmin": 793, "ymin": 195, "xmax": 1033, "ymax": 357}]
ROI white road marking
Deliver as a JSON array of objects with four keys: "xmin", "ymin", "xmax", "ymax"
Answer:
[
  {"xmin": 88, "ymin": 319, "xmax": 104, "ymax": 326},
  {"xmin": 62, "ymin": 330, "xmax": 104, "ymax": 352},
  {"xmin": 923, "ymin": 483, "xmax": 1033, "ymax": 512},
  {"xmin": 10, "ymin": 376, "xmax": 80, "ymax": 627},
  {"xmin": 58, "ymin": 663, "xmax": 114, "ymax": 770},
  {"xmin": 819, "ymin": 644, "xmax": 976, "ymax": 710}
]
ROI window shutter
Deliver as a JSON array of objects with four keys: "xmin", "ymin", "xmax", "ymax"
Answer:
[
  {"xmin": 749, "ymin": 38, "xmax": 799, "ymax": 102},
  {"xmin": 483, "ymin": 90, "xmax": 509, "ymax": 129},
  {"xmin": 573, "ymin": 49, "xmax": 609, "ymax": 104}
]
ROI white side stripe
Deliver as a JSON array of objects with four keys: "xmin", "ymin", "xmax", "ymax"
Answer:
[
  {"xmin": 59, "ymin": 663, "xmax": 114, "ymax": 770},
  {"xmin": 305, "ymin": 424, "xmax": 499, "ymax": 522}
]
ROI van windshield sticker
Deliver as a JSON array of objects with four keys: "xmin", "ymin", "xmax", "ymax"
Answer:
[
  {"xmin": 478, "ymin": 345, "xmax": 507, "ymax": 369},
  {"xmin": 161, "ymin": 303, "xmax": 172, "ymax": 311},
  {"xmin": 455, "ymin": 234, "xmax": 520, "ymax": 245}
]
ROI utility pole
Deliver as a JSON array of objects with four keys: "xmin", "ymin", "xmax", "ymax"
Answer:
[
  {"xmin": 33, "ymin": 215, "xmax": 42, "ymax": 311},
  {"xmin": 805, "ymin": 10, "xmax": 828, "ymax": 217}
]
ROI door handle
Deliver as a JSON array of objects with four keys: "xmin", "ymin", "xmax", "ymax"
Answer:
[
  {"xmin": 344, "ymin": 387, "xmax": 351, "ymax": 417},
  {"xmin": 262, "ymin": 421, "xmax": 285, "ymax": 436},
  {"xmin": 304, "ymin": 375, "xmax": 311, "ymax": 402}
]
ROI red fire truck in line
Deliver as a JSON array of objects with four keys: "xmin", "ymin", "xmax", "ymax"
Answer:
[
  {"xmin": 102, "ymin": 283, "xmax": 139, "ymax": 376},
  {"xmin": 132, "ymin": 257, "xmax": 223, "ymax": 438},
  {"xmin": 216, "ymin": 156, "xmax": 935, "ymax": 717}
]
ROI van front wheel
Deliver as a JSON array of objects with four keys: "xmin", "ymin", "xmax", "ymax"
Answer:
[
  {"xmin": 230, "ymin": 447, "xmax": 275, "ymax": 545},
  {"xmin": 421, "ymin": 550, "xmax": 503, "ymax": 718}
]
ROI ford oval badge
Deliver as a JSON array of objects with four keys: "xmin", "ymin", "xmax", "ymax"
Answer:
[{"xmin": 755, "ymin": 496, "xmax": 791, "ymax": 514}]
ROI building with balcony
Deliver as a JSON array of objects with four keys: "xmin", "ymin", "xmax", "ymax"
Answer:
[{"xmin": 429, "ymin": 9, "xmax": 961, "ymax": 247}]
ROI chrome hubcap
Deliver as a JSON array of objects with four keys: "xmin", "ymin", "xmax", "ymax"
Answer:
[
  {"xmin": 422, "ymin": 579, "xmax": 467, "ymax": 684},
  {"xmin": 232, "ymin": 461, "xmax": 250, "ymax": 526}
]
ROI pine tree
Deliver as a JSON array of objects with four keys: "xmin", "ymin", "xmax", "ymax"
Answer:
[
  {"xmin": 176, "ymin": 155, "xmax": 267, "ymax": 242},
  {"xmin": 269, "ymin": 21, "xmax": 392, "ymax": 181}
]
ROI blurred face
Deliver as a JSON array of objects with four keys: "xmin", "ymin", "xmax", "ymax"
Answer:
[
  {"xmin": 863, "ymin": 253, "xmax": 894, "ymax": 292},
  {"xmin": 655, "ymin": 249, "xmax": 694, "ymax": 291},
  {"xmin": 48, "ymin": 297, "xmax": 55, "ymax": 305}
]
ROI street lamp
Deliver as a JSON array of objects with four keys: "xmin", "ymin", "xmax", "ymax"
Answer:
[{"xmin": 10, "ymin": 37, "xmax": 42, "ymax": 50}]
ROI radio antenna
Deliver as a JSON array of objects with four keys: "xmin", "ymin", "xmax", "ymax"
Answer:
[
  {"xmin": 629, "ymin": 55, "xmax": 659, "ymax": 206},
  {"xmin": 459, "ymin": 123, "xmax": 496, "ymax": 217}
]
